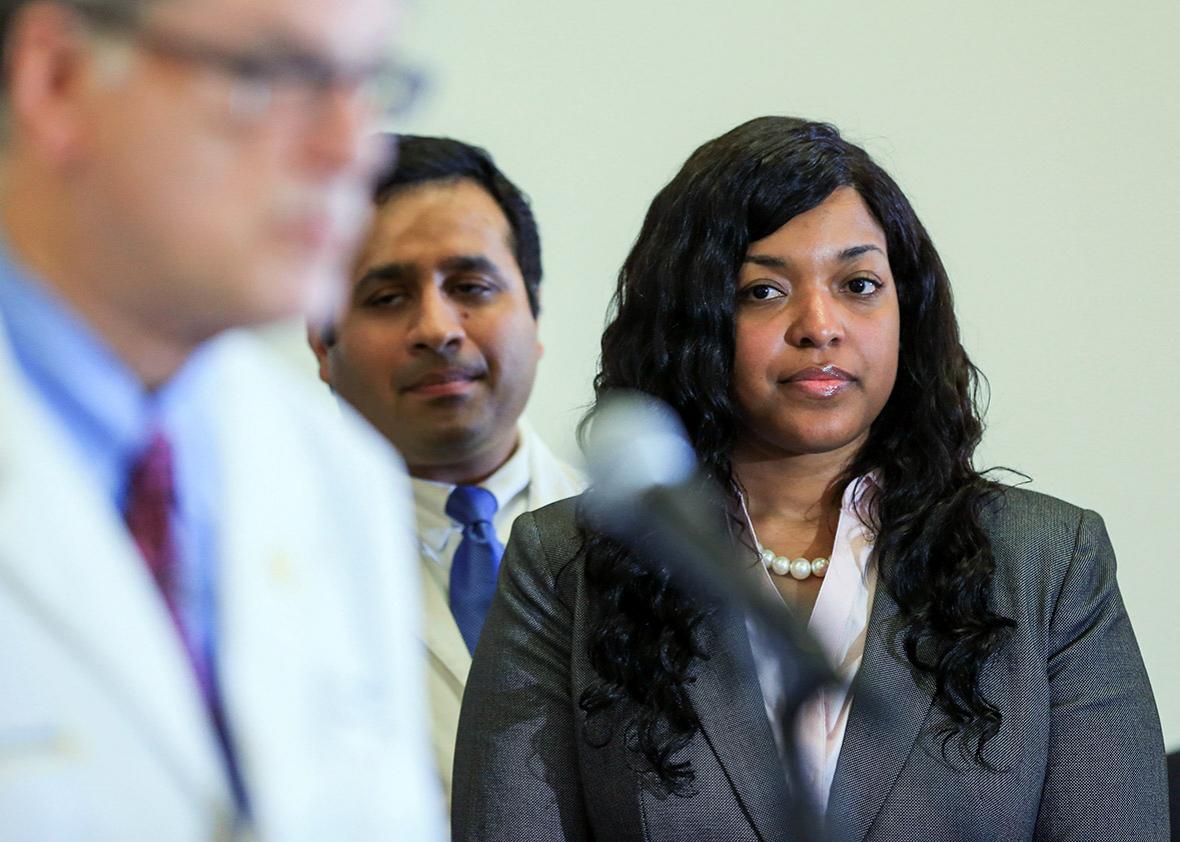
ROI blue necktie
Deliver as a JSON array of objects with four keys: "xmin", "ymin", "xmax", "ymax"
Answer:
[{"xmin": 446, "ymin": 485, "xmax": 505, "ymax": 654}]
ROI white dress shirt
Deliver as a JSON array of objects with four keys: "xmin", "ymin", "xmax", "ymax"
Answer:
[
  {"xmin": 746, "ymin": 476, "xmax": 879, "ymax": 813},
  {"xmin": 414, "ymin": 426, "xmax": 529, "ymax": 586}
]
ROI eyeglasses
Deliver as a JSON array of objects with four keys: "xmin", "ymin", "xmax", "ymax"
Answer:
[{"xmin": 75, "ymin": 5, "xmax": 425, "ymax": 127}]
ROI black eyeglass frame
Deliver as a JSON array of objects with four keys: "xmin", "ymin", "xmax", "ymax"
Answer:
[{"xmin": 71, "ymin": 2, "xmax": 426, "ymax": 123}]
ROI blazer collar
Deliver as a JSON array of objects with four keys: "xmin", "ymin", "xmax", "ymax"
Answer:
[{"xmin": 825, "ymin": 582, "xmax": 933, "ymax": 842}]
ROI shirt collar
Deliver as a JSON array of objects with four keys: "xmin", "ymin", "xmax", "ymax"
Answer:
[
  {"xmin": 838, "ymin": 472, "xmax": 879, "ymax": 577},
  {"xmin": 411, "ymin": 425, "xmax": 532, "ymax": 543},
  {"xmin": 0, "ymin": 233, "xmax": 216, "ymax": 510}
]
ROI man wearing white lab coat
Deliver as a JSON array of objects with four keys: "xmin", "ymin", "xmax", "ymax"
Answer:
[
  {"xmin": 0, "ymin": 0, "xmax": 441, "ymax": 839},
  {"xmin": 310, "ymin": 136, "xmax": 586, "ymax": 803}
]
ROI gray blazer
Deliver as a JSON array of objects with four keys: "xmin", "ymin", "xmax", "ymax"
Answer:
[{"xmin": 452, "ymin": 487, "xmax": 1169, "ymax": 841}]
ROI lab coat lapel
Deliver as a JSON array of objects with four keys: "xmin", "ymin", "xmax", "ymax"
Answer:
[
  {"xmin": 0, "ymin": 350, "xmax": 231, "ymax": 810},
  {"xmin": 209, "ymin": 345, "xmax": 412, "ymax": 835},
  {"xmin": 521, "ymin": 422, "xmax": 585, "ymax": 510},
  {"xmin": 421, "ymin": 561, "xmax": 471, "ymax": 689},
  {"xmin": 423, "ymin": 420, "xmax": 580, "ymax": 691},
  {"xmin": 210, "ymin": 353, "xmax": 322, "ymax": 832}
]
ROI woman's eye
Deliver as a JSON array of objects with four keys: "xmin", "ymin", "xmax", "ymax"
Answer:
[
  {"xmin": 846, "ymin": 277, "xmax": 882, "ymax": 296},
  {"xmin": 740, "ymin": 283, "xmax": 785, "ymax": 302}
]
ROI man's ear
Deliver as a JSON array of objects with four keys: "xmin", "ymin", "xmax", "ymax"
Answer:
[
  {"xmin": 6, "ymin": 2, "xmax": 105, "ymax": 166},
  {"xmin": 532, "ymin": 286, "xmax": 543, "ymax": 358},
  {"xmin": 306, "ymin": 324, "xmax": 336, "ymax": 386}
]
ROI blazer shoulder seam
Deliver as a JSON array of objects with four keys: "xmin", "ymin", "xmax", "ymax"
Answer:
[{"xmin": 1044, "ymin": 506, "xmax": 1093, "ymax": 632}]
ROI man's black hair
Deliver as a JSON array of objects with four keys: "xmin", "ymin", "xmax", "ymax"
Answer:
[{"xmin": 376, "ymin": 134, "xmax": 542, "ymax": 316}]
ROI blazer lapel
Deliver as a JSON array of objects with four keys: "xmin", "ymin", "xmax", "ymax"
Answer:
[
  {"xmin": 825, "ymin": 585, "xmax": 933, "ymax": 842},
  {"xmin": 685, "ymin": 606, "xmax": 795, "ymax": 842}
]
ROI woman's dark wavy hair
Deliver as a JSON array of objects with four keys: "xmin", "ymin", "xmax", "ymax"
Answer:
[{"xmin": 577, "ymin": 116, "xmax": 1013, "ymax": 794}]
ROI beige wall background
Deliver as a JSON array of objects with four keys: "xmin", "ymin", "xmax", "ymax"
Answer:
[{"xmin": 266, "ymin": 0, "xmax": 1179, "ymax": 749}]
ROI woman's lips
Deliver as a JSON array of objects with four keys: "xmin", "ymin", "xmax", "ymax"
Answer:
[
  {"xmin": 789, "ymin": 379, "xmax": 852, "ymax": 398},
  {"xmin": 783, "ymin": 365, "xmax": 855, "ymax": 399}
]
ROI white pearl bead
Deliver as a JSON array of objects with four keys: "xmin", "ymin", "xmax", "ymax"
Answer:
[
  {"xmin": 811, "ymin": 557, "xmax": 829, "ymax": 578},
  {"xmin": 772, "ymin": 556, "xmax": 792, "ymax": 576},
  {"xmin": 789, "ymin": 558, "xmax": 811, "ymax": 580},
  {"xmin": 760, "ymin": 548, "xmax": 776, "ymax": 567}
]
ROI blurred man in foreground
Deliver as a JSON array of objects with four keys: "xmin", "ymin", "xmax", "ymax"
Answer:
[
  {"xmin": 0, "ymin": 1, "xmax": 441, "ymax": 838},
  {"xmin": 310, "ymin": 135, "xmax": 585, "ymax": 801}
]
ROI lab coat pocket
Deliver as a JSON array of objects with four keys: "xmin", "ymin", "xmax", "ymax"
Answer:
[
  {"xmin": 0, "ymin": 723, "xmax": 85, "ymax": 769},
  {"xmin": 0, "ymin": 723, "xmax": 90, "ymax": 842}
]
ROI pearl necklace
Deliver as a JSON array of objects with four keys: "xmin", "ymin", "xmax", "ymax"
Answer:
[
  {"xmin": 739, "ymin": 492, "xmax": 829, "ymax": 581},
  {"xmin": 755, "ymin": 541, "xmax": 829, "ymax": 580}
]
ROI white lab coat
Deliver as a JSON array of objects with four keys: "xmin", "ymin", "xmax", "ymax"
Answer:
[{"xmin": 0, "ymin": 325, "xmax": 442, "ymax": 842}]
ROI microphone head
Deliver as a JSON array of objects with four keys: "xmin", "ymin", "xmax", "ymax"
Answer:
[{"xmin": 583, "ymin": 391, "xmax": 697, "ymax": 510}]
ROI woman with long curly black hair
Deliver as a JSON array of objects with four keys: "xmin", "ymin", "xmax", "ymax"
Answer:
[{"xmin": 452, "ymin": 117, "xmax": 1169, "ymax": 841}]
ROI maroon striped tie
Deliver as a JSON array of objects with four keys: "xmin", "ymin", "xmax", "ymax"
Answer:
[
  {"xmin": 124, "ymin": 432, "xmax": 207, "ymax": 693},
  {"xmin": 125, "ymin": 432, "xmax": 181, "ymax": 619},
  {"xmin": 124, "ymin": 433, "xmax": 249, "ymax": 813}
]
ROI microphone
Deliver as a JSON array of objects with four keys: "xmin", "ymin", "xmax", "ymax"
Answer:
[{"xmin": 583, "ymin": 391, "xmax": 836, "ymax": 716}]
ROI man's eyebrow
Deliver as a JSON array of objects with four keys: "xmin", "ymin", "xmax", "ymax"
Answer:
[
  {"xmin": 352, "ymin": 255, "xmax": 506, "ymax": 292},
  {"xmin": 354, "ymin": 262, "xmax": 416, "ymax": 289},
  {"xmin": 439, "ymin": 254, "xmax": 503, "ymax": 278}
]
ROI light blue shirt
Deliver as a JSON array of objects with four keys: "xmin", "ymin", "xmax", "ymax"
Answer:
[{"xmin": 0, "ymin": 234, "xmax": 222, "ymax": 739}]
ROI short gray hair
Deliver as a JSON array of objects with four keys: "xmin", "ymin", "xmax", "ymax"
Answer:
[
  {"xmin": 0, "ymin": 0, "xmax": 152, "ymax": 142},
  {"xmin": 1, "ymin": 0, "xmax": 147, "ymax": 43}
]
